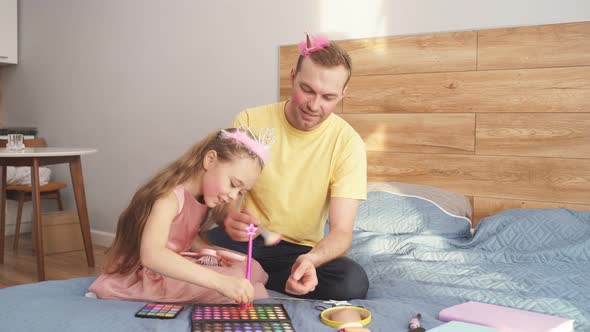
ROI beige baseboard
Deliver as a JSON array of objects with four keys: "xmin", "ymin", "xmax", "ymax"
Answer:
[{"xmin": 90, "ymin": 229, "xmax": 115, "ymax": 247}]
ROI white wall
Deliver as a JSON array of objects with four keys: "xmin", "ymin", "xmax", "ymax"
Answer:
[{"xmin": 2, "ymin": 0, "xmax": 589, "ymax": 246}]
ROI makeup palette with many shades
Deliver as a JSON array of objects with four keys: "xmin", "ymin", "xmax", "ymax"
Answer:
[
  {"xmin": 191, "ymin": 304, "xmax": 296, "ymax": 332},
  {"xmin": 135, "ymin": 303, "xmax": 183, "ymax": 319}
]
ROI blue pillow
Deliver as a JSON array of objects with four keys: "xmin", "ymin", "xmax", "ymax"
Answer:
[
  {"xmin": 354, "ymin": 191, "xmax": 472, "ymax": 238},
  {"xmin": 467, "ymin": 208, "xmax": 590, "ymax": 255}
]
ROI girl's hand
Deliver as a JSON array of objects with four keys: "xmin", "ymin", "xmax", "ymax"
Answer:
[{"xmin": 216, "ymin": 275, "xmax": 255, "ymax": 304}]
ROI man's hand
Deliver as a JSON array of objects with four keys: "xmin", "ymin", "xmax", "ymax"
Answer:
[
  {"xmin": 224, "ymin": 208, "xmax": 259, "ymax": 242},
  {"xmin": 285, "ymin": 254, "xmax": 318, "ymax": 295}
]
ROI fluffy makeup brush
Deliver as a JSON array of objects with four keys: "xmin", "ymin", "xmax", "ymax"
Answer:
[
  {"xmin": 259, "ymin": 226, "xmax": 282, "ymax": 246},
  {"xmin": 238, "ymin": 193, "xmax": 282, "ymax": 246}
]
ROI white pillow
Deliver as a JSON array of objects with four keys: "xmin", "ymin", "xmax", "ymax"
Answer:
[
  {"xmin": 7, "ymin": 166, "xmax": 52, "ymax": 186},
  {"xmin": 367, "ymin": 181, "xmax": 472, "ymax": 219}
]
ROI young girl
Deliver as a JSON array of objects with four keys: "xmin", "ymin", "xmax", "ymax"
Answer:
[{"xmin": 88, "ymin": 127, "xmax": 272, "ymax": 304}]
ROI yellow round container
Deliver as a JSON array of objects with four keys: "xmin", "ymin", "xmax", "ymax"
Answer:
[{"xmin": 319, "ymin": 306, "xmax": 372, "ymax": 328}]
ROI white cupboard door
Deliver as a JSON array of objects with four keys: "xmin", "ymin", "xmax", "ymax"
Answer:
[{"xmin": 0, "ymin": 0, "xmax": 18, "ymax": 64}]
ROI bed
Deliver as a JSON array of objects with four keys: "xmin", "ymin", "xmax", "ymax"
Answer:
[
  {"xmin": 1, "ymin": 202, "xmax": 589, "ymax": 331},
  {"xmin": 2, "ymin": 20, "xmax": 590, "ymax": 331}
]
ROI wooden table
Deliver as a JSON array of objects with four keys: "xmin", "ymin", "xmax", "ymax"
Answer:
[{"xmin": 0, "ymin": 147, "xmax": 97, "ymax": 281}]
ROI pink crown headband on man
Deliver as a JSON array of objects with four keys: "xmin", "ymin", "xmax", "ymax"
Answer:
[
  {"xmin": 298, "ymin": 33, "xmax": 330, "ymax": 56},
  {"xmin": 220, "ymin": 127, "xmax": 275, "ymax": 164}
]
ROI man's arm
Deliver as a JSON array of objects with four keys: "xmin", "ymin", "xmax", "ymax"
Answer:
[
  {"xmin": 306, "ymin": 197, "xmax": 359, "ymax": 266},
  {"xmin": 286, "ymin": 131, "xmax": 366, "ymax": 296},
  {"xmin": 306, "ymin": 132, "xmax": 366, "ymax": 265}
]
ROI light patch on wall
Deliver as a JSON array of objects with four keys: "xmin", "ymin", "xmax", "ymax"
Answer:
[
  {"xmin": 319, "ymin": 0, "xmax": 388, "ymax": 39},
  {"xmin": 364, "ymin": 123, "xmax": 388, "ymax": 152}
]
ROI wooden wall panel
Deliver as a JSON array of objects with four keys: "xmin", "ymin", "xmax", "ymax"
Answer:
[
  {"xmin": 467, "ymin": 196, "xmax": 474, "ymax": 216},
  {"xmin": 345, "ymin": 66, "xmax": 590, "ymax": 113},
  {"xmin": 279, "ymin": 45, "xmax": 299, "ymax": 84},
  {"xmin": 341, "ymin": 31, "xmax": 476, "ymax": 76},
  {"xmin": 368, "ymin": 152, "xmax": 590, "ymax": 205},
  {"xmin": 478, "ymin": 21, "xmax": 590, "ymax": 70},
  {"xmin": 341, "ymin": 113, "xmax": 474, "ymax": 154},
  {"xmin": 279, "ymin": 21, "xmax": 590, "ymax": 219},
  {"xmin": 477, "ymin": 113, "xmax": 590, "ymax": 158},
  {"xmin": 473, "ymin": 197, "xmax": 590, "ymax": 226},
  {"xmin": 279, "ymin": 31, "xmax": 477, "ymax": 81},
  {"xmin": 279, "ymin": 78, "xmax": 290, "ymax": 103}
]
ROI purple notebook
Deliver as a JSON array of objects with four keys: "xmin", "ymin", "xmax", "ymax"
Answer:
[{"xmin": 439, "ymin": 301, "xmax": 574, "ymax": 332}]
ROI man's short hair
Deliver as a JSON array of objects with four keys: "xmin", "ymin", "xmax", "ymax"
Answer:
[{"xmin": 294, "ymin": 42, "xmax": 352, "ymax": 88}]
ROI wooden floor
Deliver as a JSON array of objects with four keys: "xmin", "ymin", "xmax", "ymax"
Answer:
[{"xmin": 0, "ymin": 233, "xmax": 107, "ymax": 288}]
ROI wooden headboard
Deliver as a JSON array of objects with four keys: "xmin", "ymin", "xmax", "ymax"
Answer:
[{"xmin": 280, "ymin": 21, "xmax": 590, "ymax": 225}]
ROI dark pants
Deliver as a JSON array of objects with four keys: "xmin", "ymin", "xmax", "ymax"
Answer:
[{"xmin": 207, "ymin": 227, "xmax": 369, "ymax": 300}]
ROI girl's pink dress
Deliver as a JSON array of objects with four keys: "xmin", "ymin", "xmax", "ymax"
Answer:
[{"xmin": 88, "ymin": 186, "xmax": 269, "ymax": 303}]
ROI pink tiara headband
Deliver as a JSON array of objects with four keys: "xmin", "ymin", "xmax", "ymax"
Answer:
[
  {"xmin": 220, "ymin": 127, "xmax": 275, "ymax": 164},
  {"xmin": 298, "ymin": 33, "xmax": 330, "ymax": 56}
]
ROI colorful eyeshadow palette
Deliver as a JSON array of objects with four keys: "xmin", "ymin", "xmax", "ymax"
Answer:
[
  {"xmin": 192, "ymin": 321, "xmax": 296, "ymax": 332},
  {"xmin": 191, "ymin": 304, "xmax": 296, "ymax": 332},
  {"xmin": 192, "ymin": 304, "xmax": 291, "ymax": 321},
  {"xmin": 135, "ymin": 303, "xmax": 184, "ymax": 319}
]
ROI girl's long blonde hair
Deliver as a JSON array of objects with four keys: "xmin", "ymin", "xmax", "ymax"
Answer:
[{"xmin": 103, "ymin": 128, "xmax": 263, "ymax": 275}]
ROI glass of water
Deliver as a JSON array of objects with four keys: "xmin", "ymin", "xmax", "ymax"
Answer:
[{"xmin": 7, "ymin": 134, "xmax": 25, "ymax": 151}]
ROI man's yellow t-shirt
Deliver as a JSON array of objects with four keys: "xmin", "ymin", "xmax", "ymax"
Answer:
[{"xmin": 232, "ymin": 101, "xmax": 367, "ymax": 247}]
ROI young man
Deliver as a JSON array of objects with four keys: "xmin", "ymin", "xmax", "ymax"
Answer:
[{"xmin": 208, "ymin": 36, "xmax": 368, "ymax": 300}]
